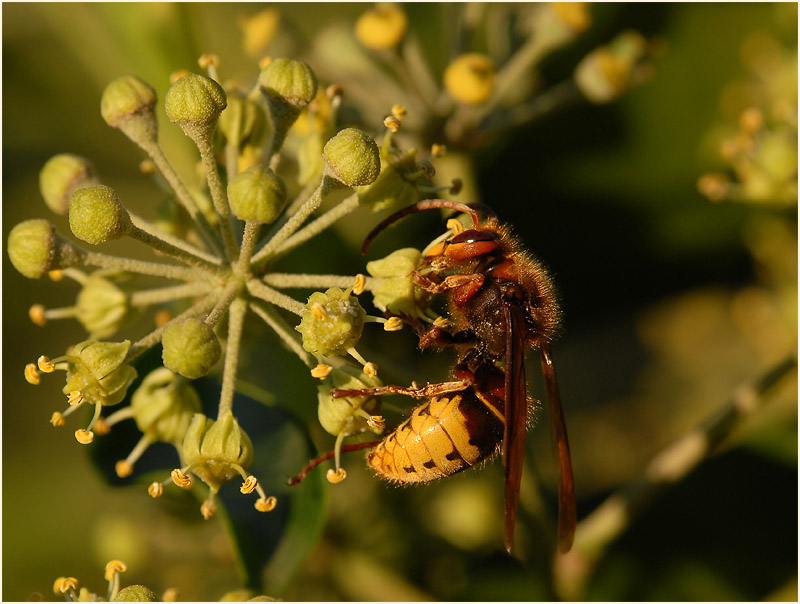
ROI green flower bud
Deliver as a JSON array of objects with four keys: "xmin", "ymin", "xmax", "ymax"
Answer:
[
  {"xmin": 296, "ymin": 288, "xmax": 366, "ymax": 357},
  {"xmin": 75, "ymin": 272, "xmax": 132, "ymax": 339},
  {"xmin": 227, "ymin": 165, "xmax": 287, "ymax": 224},
  {"xmin": 63, "ymin": 340, "xmax": 137, "ymax": 407},
  {"xmin": 161, "ymin": 318, "xmax": 221, "ymax": 379},
  {"xmin": 323, "ymin": 128, "xmax": 381, "ymax": 187},
  {"xmin": 112, "ymin": 585, "xmax": 160, "ymax": 602},
  {"xmin": 7, "ymin": 219, "xmax": 86, "ymax": 279},
  {"xmin": 100, "ymin": 75, "xmax": 158, "ymax": 147},
  {"xmin": 218, "ymin": 90, "xmax": 267, "ymax": 149},
  {"xmin": 317, "ymin": 365, "xmax": 382, "ymax": 437},
  {"xmin": 258, "ymin": 58, "xmax": 318, "ymax": 153},
  {"xmin": 69, "ymin": 185, "xmax": 132, "ymax": 245},
  {"xmin": 182, "ymin": 411, "xmax": 253, "ymax": 492},
  {"xmin": 130, "ymin": 367, "xmax": 202, "ymax": 444},
  {"xmin": 366, "ymin": 248, "xmax": 430, "ymax": 317},
  {"xmin": 574, "ymin": 31, "xmax": 647, "ymax": 104},
  {"xmin": 165, "ymin": 73, "xmax": 227, "ymax": 127},
  {"xmin": 39, "ymin": 154, "xmax": 99, "ymax": 215}
]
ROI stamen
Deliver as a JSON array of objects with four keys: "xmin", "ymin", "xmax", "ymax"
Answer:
[
  {"xmin": 169, "ymin": 69, "xmax": 191, "ymax": 84},
  {"xmin": 311, "ymin": 364, "xmax": 333, "ymax": 379},
  {"xmin": 419, "ymin": 160, "xmax": 435, "ymax": 178},
  {"xmin": 67, "ymin": 390, "xmax": 84, "ymax": 406},
  {"xmin": 364, "ymin": 362, "xmax": 378, "ymax": 377},
  {"xmin": 200, "ymin": 498, "xmax": 217, "ymax": 520},
  {"xmin": 383, "ymin": 316, "xmax": 403, "ymax": 332},
  {"xmin": 162, "ymin": 588, "xmax": 180, "ymax": 602},
  {"xmin": 326, "ymin": 468, "xmax": 347, "ymax": 483},
  {"xmin": 258, "ymin": 56, "xmax": 273, "ymax": 69},
  {"xmin": 155, "ymin": 309, "xmax": 173, "ymax": 328},
  {"xmin": 326, "ymin": 84, "xmax": 344, "ymax": 101},
  {"xmin": 431, "ymin": 143, "xmax": 447, "ymax": 157},
  {"xmin": 171, "ymin": 469, "xmax": 193, "ymax": 489},
  {"xmin": 367, "ymin": 415, "xmax": 385, "ymax": 432},
  {"xmin": 24, "ymin": 364, "xmax": 41, "ymax": 385},
  {"xmin": 352, "ymin": 273, "xmax": 367, "ymax": 295},
  {"xmin": 240, "ymin": 475, "xmax": 258, "ymax": 494},
  {"xmin": 433, "ymin": 316, "xmax": 450, "ymax": 329},
  {"xmin": 383, "ymin": 115, "xmax": 401, "ymax": 133},
  {"xmin": 446, "ymin": 218, "xmax": 465, "ymax": 235},
  {"xmin": 139, "ymin": 159, "xmax": 156, "ymax": 174},
  {"xmin": 198, "ymin": 53, "xmax": 220, "ymax": 69},
  {"xmin": 54, "ymin": 577, "xmax": 78, "ymax": 595},
  {"xmin": 48, "ymin": 269, "xmax": 65, "ymax": 281},
  {"xmin": 148, "ymin": 482, "xmax": 164, "ymax": 498},
  {"xmin": 450, "ymin": 178, "xmax": 463, "ymax": 195},
  {"xmin": 50, "ymin": 412, "xmax": 65, "ymax": 427},
  {"xmin": 391, "ymin": 104, "xmax": 407, "ymax": 120},
  {"xmin": 104, "ymin": 560, "xmax": 127, "ymax": 581},
  {"xmin": 92, "ymin": 416, "xmax": 110, "ymax": 435},
  {"xmin": 311, "ymin": 302, "xmax": 327, "ymax": 319},
  {"xmin": 75, "ymin": 429, "xmax": 94, "ymax": 445},
  {"xmin": 255, "ymin": 496, "xmax": 277, "ymax": 512},
  {"xmin": 37, "ymin": 355, "xmax": 55, "ymax": 373},
  {"xmin": 29, "ymin": 304, "xmax": 47, "ymax": 326},
  {"xmin": 115, "ymin": 460, "xmax": 134, "ymax": 478}
]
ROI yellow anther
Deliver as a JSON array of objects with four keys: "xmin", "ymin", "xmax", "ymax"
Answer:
[
  {"xmin": 154, "ymin": 309, "xmax": 172, "ymax": 328},
  {"xmin": 240, "ymin": 475, "xmax": 258, "ymax": 494},
  {"xmin": 50, "ymin": 412, "xmax": 65, "ymax": 427},
  {"xmin": 258, "ymin": 56, "xmax": 273, "ymax": 70},
  {"xmin": 148, "ymin": 482, "xmax": 164, "ymax": 498},
  {"xmin": 383, "ymin": 317, "xmax": 403, "ymax": 332},
  {"xmin": 446, "ymin": 218, "xmax": 465, "ymax": 235},
  {"xmin": 697, "ymin": 173, "xmax": 729, "ymax": 202},
  {"xmin": 37, "ymin": 355, "xmax": 55, "ymax": 373},
  {"xmin": 171, "ymin": 469, "xmax": 193, "ymax": 489},
  {"xmin": 115, "ymin": 460, "xmax": 134, "ymax": 478},
  {"xmin": 75, "ymin": 429, "xmax": 94, "ymax": 445},
  {"xmin": 54, "ymin": 577, "xmax": 78, "ymax": 595},
  {"xmin": 200, "ymin": 499, "xmax": 217, "ymax": 520},
  {"xmin": 311, "ymin": 302, "xmax": 327, "ymax": 319},
  {"xmin": 450, "ymin": 178, "xmax": 463, "ymax": 195},
  {"xmin": 93, "ymin": 416, "xmax": 110, "ymax": 435},
  {"xmin": 739, "ymin": 107, "xmax": 763, "ymax": 133},
  {"xmin": 352, "ymin": 274, "xmax": 367, "ymax": 296},
  {"xmin": 24, "ymin": 364, "xmax": 41, "ymax": 385},
  {"xmin": 48, "ymin": 269, "xmax": 65, "ymax": 281},
  {"xmin": 29, "ymin": 304, "xmax": 47, "ymax": 326},
  {"xmin": 433, "ymin": 316, "xmax": 451, "ymax": 329},
  {"xmin": 104, "ymin": 560, "xmax": 127, "ymax": 581},
  {"xmin": 326, "ymin": 84, "xmax": 344, "ymax": 101},
  {"xmin": 391, "ymin": 104, "xmax": 407, "ymax": 120},
  {"xmin": 162, "ymin": 587, "xmax": 180, "ymax": 602},
  {"xmin": 67, "ymin": 390, "xmax": 84, "ymax": 406},
  {"xmin": 431, "ymin": 143, "xmax": 447, "ymax": 157},
  {"xmin": 255, "ymin": 496, "xmax": 277, "ymax": 512},
  {"xmin": 198, "ymin": 53, "xmax": 220, "ymax": 69},
  {"xmin": 169, "ymin": 69, "xmax": 190, "ymax": 84},
  {"xmin": 139, "ymin": 159, "xmax": 156, "ymax": 174},
  {"xmin": 311, "ymin": 364, "xmax": 333, "ymax": 380},
  {"xmin": 364, "ymin": 362, "xmax": 378, "ymax": 377},
  {"xmin": 383, "ymin": 115, "xmax": 401, "ymax": 133},
  {"xmin": 326, "ymin": 468, "xmax": 347, "ymax": 483},
  {"xmin": 367, "ymin": 415, "xmax": 385, "ymax": 433}
]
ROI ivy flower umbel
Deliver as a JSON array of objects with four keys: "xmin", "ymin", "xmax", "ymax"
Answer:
[{"xmin": 9, "ymin": 54, "xmax": 454, "ymax": 519}]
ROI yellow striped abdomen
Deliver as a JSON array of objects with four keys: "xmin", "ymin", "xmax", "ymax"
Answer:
[{"xmin": 367, "ymin": 387, "xmax": 505, "ymax": 483}]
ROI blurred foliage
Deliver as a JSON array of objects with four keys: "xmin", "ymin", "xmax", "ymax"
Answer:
[{"xmin": 3, "ymin": 2, "xmax": 796, "ymax": 602}]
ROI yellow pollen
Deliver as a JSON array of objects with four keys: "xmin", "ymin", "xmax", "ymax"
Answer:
[
  {"xmin": 311, "ymin": 303, "xmax": 327, "ymax": 319},
  {"xmin": 148, "ymin": 482, "xmax": 164, "ymax": 498},
  {"xmin": 37, "ymin": 355, "xmax": 55, "ymax": 373},
  {"xmin": 104, "ymin": 560, "xmax": 127, "ymax": 581},
  {"xmin": 200, "ymin": 499, "xmax": 217, "ymax": 520},
  {"xmin": 93, "ymin": 417, "xmax": 110, "ymax": 435},
  {"xmin": 364, "ymin": 362, "xmax": 379, "ymax": 378},
  {"xmin": 169, "ymin": 69, "xmax": 190, "ymax": 84},
  {"xmin": 75, "ymin": 429, "xmax": 94, "ymax": 444},
  {"xmin": 50, "ymin": 412, "xmax": 65, "ymax": 427},
  {"xmin": 255, "ymin": 496, "xmax": 277, "ymax": 512},
  {"xmin": 446, "ymin": 218, "xmax": 465, "ymax": 235},
  {"xmin": 24, "ymin": 364, "xmax": 41, "ymax": 385},
  {"xmin": 198, "ymin": 53, "xmax": 220, "ymax": 69},
  {"xmin": 240, "ymin": 475, "xmax": 258, "ymax": 494},
  {"xmin": 391, "ymin": 104, "xmax": 407, "ymax": 119},
  {"xmin": 171, "ymin": 469, "xmax": 193, "ymax": 489},
  {"xmin": 367, "ymin": 415, "xmax": 385, "ymax": 432},
  {"xmin": 67, "ymin": 390, "xmax": 84, "ymax": 406},
  {"xmin": 115, "ymin": 460, "xmax": 134, "ymax": 478},
  {"xmin": 383, "ymin": 115, "xmax": 401, "ymax": 133},
  {"xmin": 258, "ymin": 56, "xmax": 273, "ymax": 70},
  {"xmin": 384, "ymin": 317, "xmax": 403, "ymax": 332},
  {"xmin": 154, "ymin": 309, "xmax": 173, "ymax": 328},
  {"xmin": 139, "ymin": 159, "xmax": 156, "ymax": 174},
  {"xmin": 326, "ymin": 468, "xmax": 347, "ymax": 483},
  {"xmin": 54, "ymin": 577, "xmax": 78, "ymax": 595},
  {"xmin": 450, "ymin": 178, "xmax": 463, "ymax": 195},
  {"xmin": 431, "ymin": 143, "xmax": 447, "ymax": 157},
  {"xmin": 48, "ymin": 269, "xmax": 65, "ymax": 281},
  {"xmin": 311, "ymin": 364, "xmax": 333, "ymax": 379},
  {"xmin": 352, "ymin": 274, "xmax": 367, "ymax": 295},
  {"xmin": 29, "ymin": 304, "xmax": 47, "ymax": 326}
]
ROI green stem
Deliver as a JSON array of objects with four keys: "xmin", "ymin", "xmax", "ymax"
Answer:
[
  {"xmin": 246, "ymin": 279, "xmax": 305, "ymax": 316},
  {"xmin": 129, "ymin": 212, "xmax": 221, "ymax": 265},
  {"xmin": 85, "ymin": 251, "xmax": 205, "ymax": 282},
  {"xmin": 196, "ymin": 133, "xmax": 240, "ymax": 260},
  {"xmin": 126, "ymin": 292, "xmax": 220, "ymax": 362},
  {"xmin": 275, "ymin": 191, "xmax": 360, "ymax": 256},
  {"xmin": 206, "ymin": 279, "xmax": 245, "ymax": 326},
  {"xmin": 249, "ymin": 301, "xmax": 313, "ymax": 367},
  {"xmin": 237, "ymin": 222, "xmax": 260, "ymax": 273},
  {"xmin": 225, "ymin": 142, "xmax": 240, "ymax": 183},
  {"xmin": 129, "ymin": 282, "xmax": 213, "ymax": 308},
  {"xmin": 218, "ymin": 297, "xmax": 247, "ymax": 417},
  {"xmin": 128, "ymin": 224, "xmax": 229, "ymax": 278},
  {"xmin": 263, "ymin": 273, "xmax": 368, "ymax": 291}
]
